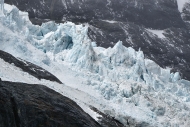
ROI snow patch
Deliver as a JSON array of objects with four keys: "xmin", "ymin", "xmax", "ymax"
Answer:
[
  {"xmin": 147, "ymin": 29, "xmax": 166, "ymax": 38},
  {"xmin": 80, "ymin": 104, "xmax": 102, "ymax": 121},
  {"xmin": 177, "ymin": 0, "xmax": 189, "ymax": 12},
  {"xmin": 102, "ymin": 20, "xmax": 118, "ymax": 23}
]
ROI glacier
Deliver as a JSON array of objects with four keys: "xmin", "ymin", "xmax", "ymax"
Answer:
[{"xmin": 0, "ymin": 3, "xmax": 190, "ymax": 127}]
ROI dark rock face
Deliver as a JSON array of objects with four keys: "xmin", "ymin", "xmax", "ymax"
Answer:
[
  {"xmin": 4, "ymin": 0, "xmax": 190, "ymax": 80},
  {"xmin": 0, "ymin": 80, "xmax": 101, "ymax": 127},
  {"xmin": 0, "ymin": 50, "xmax": 62, "ymax": 83},
  {"xmin": 5, "ymin": 0, "xmax": 185, "ymax": 29}
]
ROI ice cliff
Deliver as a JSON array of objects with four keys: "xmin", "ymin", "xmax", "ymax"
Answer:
[{"xmin": 0, "ymin": 3, "xmax": 190, "ymax": 127}]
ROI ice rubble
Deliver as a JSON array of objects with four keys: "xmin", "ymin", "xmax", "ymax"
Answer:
[
  {"xmin": 0, "ymin": 3, "xmax": 190, "ymax": 126},
  {"xmin": 0, "ymin": 4, "xmax": 50, "ymax": 66}
]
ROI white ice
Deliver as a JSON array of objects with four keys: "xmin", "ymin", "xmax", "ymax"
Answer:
[
  {"xmin": 102, "ymin": 20, "xmax": 118, "ymax": 23},
  {"xmin": 0, "ymin": 3, "xmax": 190, "ymax": 126}
]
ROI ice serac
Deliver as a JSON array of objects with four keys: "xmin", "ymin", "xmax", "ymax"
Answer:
[
  {"xmin": 5, "ymin": 0, "xmax": 190, "ymax": 81},
  {"xmin": 30, "ymin": 20, "xmax": 190, "ymax": 126},
  {"xmin": 0, "ymin": 0, "xmax": 4, "ymax": 17},
  {"xmin": 0, "ymin": 3, "xmax": 190, "ymax": 127},
  {"xmin": 0, "ymin": 4, "xmax": 51, "ymax": 67},
  {"xmin": 0, "ymin": 0, "xmax": 3, "ymax": 12}
]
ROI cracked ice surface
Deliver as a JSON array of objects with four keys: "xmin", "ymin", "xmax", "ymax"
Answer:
[{"xmin": 0, "ymin": 3, "xmax": 190, "ymax": 126}]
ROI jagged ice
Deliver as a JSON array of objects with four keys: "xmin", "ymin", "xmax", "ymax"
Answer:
[{"xmin": 0, "ymin": 2, "xmax": 190, "ymax": 127}]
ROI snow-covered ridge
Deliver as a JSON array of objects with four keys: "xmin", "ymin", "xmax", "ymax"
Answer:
[{"xmin": 1, "ymin": 3, "xmax": 190, "ymax": 126}]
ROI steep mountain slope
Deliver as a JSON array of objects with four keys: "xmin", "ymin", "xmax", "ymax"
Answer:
[
  {"xmin": 5, "ymin": 0, "xmax": 185, "ymax": 29},
  {"xmin": 0, "ymin": 50, "xmax": 125, "ymax": 127},
  {"xmin": 4, "ymin": 0, "xmax": 190, "ymax": 81},
  {"xmin": 0, "ymin": 80, "xmax": 101, "ymax": 127},
  {"xmin": 1, "ymin": 2, "xmax": 190, "ymax": 127},
  {"xmin": 0, "ymin": 50, "xmax": 61, "ymax": 83}
]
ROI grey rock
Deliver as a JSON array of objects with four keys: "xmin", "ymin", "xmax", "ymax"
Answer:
[{"xmin": 0, "ymin": 80, "xmax": 101, "ymax": 127}]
